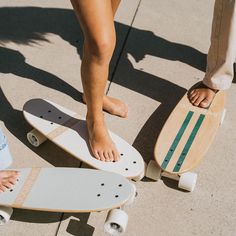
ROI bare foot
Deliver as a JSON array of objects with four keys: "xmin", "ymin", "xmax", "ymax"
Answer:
[
  {"xmin": 0, "ymin": 170, "xmax": 20, "ymax": 193},
  {"xmin": 188, "ymin": 83, "xmax": 218, "ymax": 108},
  {"xmin": 86, "ymin": 115, "xmax": 120, "ymax": 162},
  {"xmin": 83, "ymin": 94, "xmax": 128, "ymax": 118}
]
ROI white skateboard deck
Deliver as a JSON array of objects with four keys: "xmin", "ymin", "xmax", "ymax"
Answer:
[
  {"xmin": 23, "ymin": 99, "xmax": 145, "ymax": 180},
  {"xmin": 0, "ymin": 168, "xmax": 134, "ymax": 234},
  {"xmin": 0, "ymin": 168, "xmax": 133, "ymax": 212}
]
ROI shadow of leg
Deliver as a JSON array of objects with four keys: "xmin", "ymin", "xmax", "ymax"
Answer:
[{"xmin": 65, "ymin": 213, "xmax": 94, "ymax": 236}]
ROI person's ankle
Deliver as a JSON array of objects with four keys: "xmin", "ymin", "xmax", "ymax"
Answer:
[{"xmin": 200, "ymin": 82, "xmax": 218, "ymax": 93}]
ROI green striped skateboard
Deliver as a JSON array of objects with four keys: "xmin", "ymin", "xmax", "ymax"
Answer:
[{"xmin": 146, "ymin": 91, "xmax": 226, "ymax": 191}]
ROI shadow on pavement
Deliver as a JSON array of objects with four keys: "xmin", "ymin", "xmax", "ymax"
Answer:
[
  {"xmin": 11, "ymin": 209, "xmax": 94, "ymax": 235},
  {"xmin": 0, "ymin": 6, "xmax": 205, "ymax": 161},
  {"xmin": 0, "ymin": 7, "xmax": 206, "ymax": 73},
  {"xmin": 0, "ymin": 88, "xmax": 81, "ymax": 168},
  {"xmin": 0, "ymin": 7, "xmax": 207, "ymax": 196},
  {"xmin": 0, "ymin": 46, "xmax": 83, "ymax": 102},
  {"xmin": 11, "ymin": 208, "xmax": 61, "ymax": 223},
  {"xmin": 66, "ymin": 213, "xmax": 94, "ymax": 236}
]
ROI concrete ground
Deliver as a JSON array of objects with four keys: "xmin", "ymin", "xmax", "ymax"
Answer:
[{"xmin": 0, "ymin": 0, "xmax": 235, "ymax": 235}]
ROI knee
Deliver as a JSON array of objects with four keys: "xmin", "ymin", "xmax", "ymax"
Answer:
[{"xmin": 85, "ymin": 33, "xmax": 116, "ymax": 64}]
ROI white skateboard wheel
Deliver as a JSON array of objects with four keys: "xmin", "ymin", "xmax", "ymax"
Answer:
[
  {"xmin": 104, "ymin": 209, "xmax": 128, "ymax": 235},
  {"xmin": 145, "ymin": 160, "xmax": 161, "ymax": 181},
  {"xmin": 0, "ymin": 207, "xmax": 13, "ymax": 225},
  {"xmin": 124, "ymin": 182, "xmax": 137, "ymax": 206},
  {"xmin": 178, "ymin": 172, "xmax": 197, "ymax": 192},
  {"xmin": 27, "ymin": 129, "xmax": 47, "ymax": 147},
  {"xmin": 220, "ymin": 109, "xmax": 227, "ymax": 125}
]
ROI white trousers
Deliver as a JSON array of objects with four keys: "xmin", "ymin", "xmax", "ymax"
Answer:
[{"xmin": 203, "ymin": 0, "xmax": 236, "ymax": 90}]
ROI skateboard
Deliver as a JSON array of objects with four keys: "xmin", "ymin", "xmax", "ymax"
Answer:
[
  {"xmin": 0, "ymin": 167, "xmax": 136, "ymax": 235},
  {"xmin": 146, "ymin": 91, "xmax": 226, "ymax": 191},
  {"xmin": 23, "ymin": 99, "xmax": 145, "ymax": 181}
]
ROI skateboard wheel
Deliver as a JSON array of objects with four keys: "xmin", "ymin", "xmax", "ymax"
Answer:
[
  {"xmin": 145, "ymin": 160, "xmax": 161, "ymax": 181},
  {"xmin": 125, "ymin": 182, "xmax": 137, "ymax": 206},
  {"xmin": 27, "ymin": 129, "xmax": 47, "ymax": 147},
  {"xmin": 178, "ymin": 172, "xmax": 197, "ymax": 192},
  {"xmin": 104, "ymin": 209, "xmax": 128, "ymax": 235},
  {"xmin": 0, "ymin": 207, "xmax": 13, "ymax": 225},
  {"xmin": 220, "ymin": 109, "xmax": 227, "ymax": 125}
]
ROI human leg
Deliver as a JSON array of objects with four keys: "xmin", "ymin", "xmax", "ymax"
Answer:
[
  {"xmin": 70, "ymin": 0, "xmax": 120, "ymax": 161},
  {"xmin": 189, "ymin": 0, "xmax": 236, "ymax": 107},
  {"xmin": 81, "ymin": 0, "xmax": 128, "ymax": 118}
]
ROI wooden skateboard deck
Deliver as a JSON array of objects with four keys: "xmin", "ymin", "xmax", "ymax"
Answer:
[
  {"xmin": 23, "ymin": 99, "xmax": 145, "ymax": 180},
  {"xmin": 0, "ymin": 168, "xmax": 133, "ymax": 212},
  {"xmin": 154, "ymin": 91, "xmax": 226, "ymax": 174}
]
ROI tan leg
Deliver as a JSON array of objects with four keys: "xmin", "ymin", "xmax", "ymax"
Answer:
[
  {"xmin": 103, "ymin": 0, "xmax": 128, "ymax": 118},
  {"xmin": 0, "ymin": 170, "xmax": 19, "ymax": 193},
  {"xmin": 111, "ymin": 0, "xmax": 121, "ymax": 15},
  {"xmin": 82, "ymin": 0, "xmax": 128, "ymax": 118},
  {"xmin": 70, "ymin": 0, "xmax": 120, "ymax": 161}
]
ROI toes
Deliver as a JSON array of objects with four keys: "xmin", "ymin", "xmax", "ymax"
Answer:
[
  {"xmin": 199, "ymin": 98, "xmax": 211, "ymax": 108},
  {"xmin": 93, "ymin": 150, "xmax": 101, "ymax": 161},
  {"xmin": 93, "ymin": 149, "xmax": 109, "ymax": 162},
  {"xmin": 0, "ymin": 185, "xmax": 7, "ymax": 193},
  {"xmin": 190, "ymin": 94, "xmax": 199, "ymax": 104},
  {"xmin": 8, "ymin": 177, "xmax": 18, "ymax": 185},
  {"xmin": 98, "ymin": 151, "xmax": 106, "ymax": 162},
  {"xmin": 189, "ymin": 94, "xmax": 197, "ymax": 103},
  {"xmin": 189, "ymin": 91, "xmax": 197, "ymax": 100},
  {"xmin": 108, "ymin": 151, "xmax": 114, "ymax": 162},
  {"xmin": 104, "ymin": 152, "xmax": 110, "ymax": 162},
  {"xmin": 3, "ymin": 182, "xmax": 13, "ymax": 189},
  {"xmin": 189, "ymin": 89, "xmax": 197, "ymax": 96},
  {"xmin": 113, "ymin": 150, "xmax": 120, "ymax": 162},
  {"xmin": 193, "ymin": 95, "xmax": 205, "ymax": 106}
]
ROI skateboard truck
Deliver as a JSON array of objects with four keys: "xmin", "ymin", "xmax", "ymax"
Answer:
[{"xmin": 146, "ymin": 160, "xmax": 198, "ymax": 192}]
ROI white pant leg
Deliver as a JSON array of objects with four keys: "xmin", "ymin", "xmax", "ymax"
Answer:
[
  {"xmin": 0, "ymin": 128, "xmax": 13, "ymax": 170},
  {"xmin": 203, "ymin": 0, "xmax": 236, "ymax": 90}
]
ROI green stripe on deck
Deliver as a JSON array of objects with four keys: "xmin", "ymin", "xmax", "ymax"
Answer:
[
  {"xmin": 161, "ymin": 111, "xmax": 194, "ymax": 169},
  {"xmin": 173, "ymin": 114, "xmax": 205, "ymax": 172}
]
